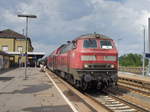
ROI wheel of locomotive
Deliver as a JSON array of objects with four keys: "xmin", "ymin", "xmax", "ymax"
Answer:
[
  {"xmin": 70, "ymin": 75, "xmax": 75, "ymax": 85},
  {"xmin": 61, "ymin": 71, "xmax": 66, "ymax": 78},
  {"xmin": 74, "ymin": 80, "xmax": 80, "ymax": 88},
  {"xmin": 81, "ymin": 80, "xmax": 90, "ymax": 91}
]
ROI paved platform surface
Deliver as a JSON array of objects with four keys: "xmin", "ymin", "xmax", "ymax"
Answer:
[{"xmin": 0, "ymin": 68, "xmax": 72, "ymax": 112}]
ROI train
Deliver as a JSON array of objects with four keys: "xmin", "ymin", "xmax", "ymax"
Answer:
[{"xmin": 47, "ymin": 33, "xmax": 118, "ymax": 90}]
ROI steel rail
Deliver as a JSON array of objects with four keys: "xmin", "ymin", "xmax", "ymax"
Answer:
[
  {"xmin": 84, "ymin": 93, "xmax": 113, "ymax": 112},
  {"xmin": 104, "ymin": 90, "xmax": 150, "ymax": 112},
  {"xmin": 118, "ymin": 80, "xmax": 150, "ymax": 91},
  {"xmin": 118, "ymin": 82, "xmax": 150, "ymax": 97},
  {"xmin": 118, "ymin": 77, "xmax": 150, "ymax": 90}
]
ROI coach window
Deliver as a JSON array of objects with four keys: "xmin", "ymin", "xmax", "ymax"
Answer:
[
  {"xmin": 83, "ymin": 39, "xmax": 97, "ymax": 48},
  {"xmin": 2, "ymin": 45, "xmax": 8, "ymax": 51}
]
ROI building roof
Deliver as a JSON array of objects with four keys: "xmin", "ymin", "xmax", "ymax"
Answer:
[
  {"xmin": 0, "ymin": 29, "xmax": 34, "ymax": 50},
  {"xmin": 0, "ymin": 29, "xmax": 27, "ymax": 39}
]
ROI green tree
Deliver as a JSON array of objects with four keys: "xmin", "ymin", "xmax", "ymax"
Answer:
[{"xmin": 119, "ymin": 53, "xmax": 148, "ymax": 67}]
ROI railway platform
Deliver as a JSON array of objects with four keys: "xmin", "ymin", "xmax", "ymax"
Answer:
[
  {"xmin": 118, "ymin": 71, "xmax": 150, "ymax": 84},
  {"xmin": 0, "ymin": 68, "xmax": 73, "ymax": 112}
]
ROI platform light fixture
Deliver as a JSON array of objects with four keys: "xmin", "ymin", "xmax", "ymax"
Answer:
[{"xmin": 18, "ymin": 14, "xmax": 37, "ymax": 80}]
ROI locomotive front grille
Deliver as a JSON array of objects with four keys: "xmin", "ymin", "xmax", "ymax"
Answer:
[
  {"xmin": 92, "ymin": 64, "xmax": 110, "ymax": 68},
  {"xmin": 85, "ymin": 64, "xmax": 112, "ymax": 69}
]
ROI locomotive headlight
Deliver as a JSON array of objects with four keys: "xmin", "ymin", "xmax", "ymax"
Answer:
[
  {"xmin": 81, "ymin": 55, "xmax": 96, "ymax": 61},
  {"xmin": 84, "ymin": 64, "xmax": 89, "ymax": 68},
  {"xmin": 111, "ymin": 64, "xmax": 115, "ymax": 68}
]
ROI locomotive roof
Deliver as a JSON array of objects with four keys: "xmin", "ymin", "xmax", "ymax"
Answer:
[{"xmin": 74, "ymin": 33, "xmax": 112, "ymax": 40}]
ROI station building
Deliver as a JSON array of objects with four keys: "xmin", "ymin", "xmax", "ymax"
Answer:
[{"xmin": 0, "ymin": 29, "xmax": 44, "ymax": 67}]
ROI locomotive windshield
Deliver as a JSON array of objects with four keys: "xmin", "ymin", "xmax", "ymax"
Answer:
[
  {"xmin": 100, "ymin": 40, "xmax": 113, "ymax": 49},
  {"xmin": 83, "ymin": 39, "xmax": 97, "ymax": 48}
]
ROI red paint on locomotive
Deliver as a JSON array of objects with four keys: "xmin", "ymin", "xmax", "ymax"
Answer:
[{"xmin": 47, "ymin": 34, "xmax": 118, "ymax": 90}]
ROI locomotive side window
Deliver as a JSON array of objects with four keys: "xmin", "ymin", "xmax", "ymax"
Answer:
[
  {"xmin": 83, "ymin": 39, "xmax": 97, "ymax": 48},
  {"xmin": 100, "ymin": 40, "xmax": 113, "ymax": 49},
  {"xmin": 60, "ymin": 46, "xmax": 67, "ymax": 54},
  {"xmin": 60, "ymin": 43, "xmax": 75, "ymax": 54},
  {"xmin": 67, "ymin": 43, "xmax": 74, "ymax": 51}
]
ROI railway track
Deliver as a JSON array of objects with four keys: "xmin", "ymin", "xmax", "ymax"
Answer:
[
  {"xmin": 46, "ymin": 70, "xmax": 150, "ymax": 112},
  {"xmin": 86, "ymin": 87, "xmax": 150, "ymax": 112},
  {"xmin": 105, "ymin": 86, "xmax": 150, "ymax": 111},
  {"xmin": 118, "ymin": 76, "xmax": 150, "ymax": 90},
  {"xmin": 118, "ymin": 77, "xmax": 150, "ymax": 97},
  {"xmin": 118, "ymin": 82, "xmax": 150, "ymax": 97},
  {"xmin": 103, "ymin": 91, "xmax": 149, "ymax": 112},
  {"xmin": 46, "ymin": 70, "xmax": 111, "ymax": 112}
]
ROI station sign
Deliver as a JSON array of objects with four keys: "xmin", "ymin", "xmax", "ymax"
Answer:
[{"xmin": 145, "ymin": 53, "xmax": 150, "ymax": 58}]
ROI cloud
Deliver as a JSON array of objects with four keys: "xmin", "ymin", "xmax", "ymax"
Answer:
[
  {"xmin": 32, "ymin": 42, "xmax": 58, "ymax": 55},
  {"xmin": 0, "ymin": 0, "xmax": 150, "ymax": 56},
  {"xmin": 55, "ymin": 0, "xmax": 94, "ymax": 21}
]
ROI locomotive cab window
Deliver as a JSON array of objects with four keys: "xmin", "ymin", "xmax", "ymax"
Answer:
[
  {"xmin": 100, "ymin": 40, "xmax": 113, "ymax": 49},
  {"xmin": 83, "ymin": 39, "xmax": 97, "ymax": 48},
  {"xmin": 60, "ymin": 43, "xmax": 75, "ymax": 54},
  {"xmin": 60, "ymin": 46, "xmax": 67, "ymax": 54}
]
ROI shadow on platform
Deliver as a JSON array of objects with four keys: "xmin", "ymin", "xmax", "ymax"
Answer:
[
  {"xmin": 0, "ymin": 67, "xmax": 17, "ymax": 75},
  {"xmin": 22, "ymin": 105, "xmax": 72, "ymax": 112},
  {"xmin": 0, "ymin": 76, "xmax": 14, "ymax": 82},
  {"xmin": 0, "ymin": 83, "xmax": 51, "ymax": 94}
]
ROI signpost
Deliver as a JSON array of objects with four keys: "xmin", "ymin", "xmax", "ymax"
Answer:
[{"xmin": 145, "ymin": 53, "xmax": 150, "ymax": 58}]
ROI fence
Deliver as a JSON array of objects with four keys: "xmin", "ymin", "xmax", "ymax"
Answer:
[{"xmin": 119, "ymin": 66, "xmax": 147, "ymax": 74}]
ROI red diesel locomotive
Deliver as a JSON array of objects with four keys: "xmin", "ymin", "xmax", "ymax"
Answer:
[{"xmin": 47, "ymin": 33, "xmax": 118, "ymax": 90}]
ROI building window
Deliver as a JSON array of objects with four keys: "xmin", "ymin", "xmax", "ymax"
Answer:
[
  {"xmin": 17, "ymin": 46, "xmax": 23, "ymax": 52},
  {"xmin": 2, "ymin": 46, "xmax": 8, "ymax": 51}
]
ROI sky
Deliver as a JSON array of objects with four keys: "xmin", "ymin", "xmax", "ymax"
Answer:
[{"xmin": 0, "ymin": 0, "xmax": 150, "ymax": 56}]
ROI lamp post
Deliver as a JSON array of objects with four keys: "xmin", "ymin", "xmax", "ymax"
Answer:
[
  {"xmin": 142, "ymin": 26, "xmax": 146, "ymax": 76},
  {"xmin": 18, "ymin": 14, "xmax": 37, "ymax": 80},
  {"xmin": 117, "ymin": 38, "xmax": 122, "ymax": 66},
  {"xmin": 147, "ymin": 18, "xmax": 150, "ymax": 76}
]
